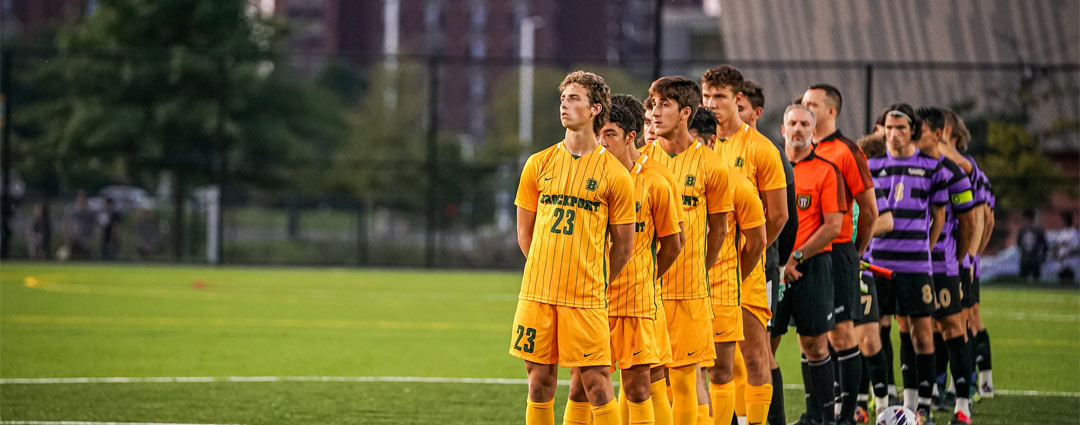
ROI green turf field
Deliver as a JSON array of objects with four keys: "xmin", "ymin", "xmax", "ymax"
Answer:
[{"xmin": 1, "ymin": 263, "xmax": 1077, "ymax": 424}]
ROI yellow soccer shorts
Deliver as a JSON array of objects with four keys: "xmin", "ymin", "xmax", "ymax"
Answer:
[
  {"xmin": 712, "ymin": 303, "xmax": 745, "ymax": 343},
  {"xmin": 509, "ymin": 299, "xmax": 611, "ymax": 367},
  {"xmin": 664, "ymin": 297, "xmax": 716, "ymax": 368},
  {"xmin": 742, "ymin": 304, "xmax": 771, "ymax": 329},
  {"xmin": 609, "ymin": 316, "xmax": 663, "ymax": 370},
  {"xmin": 652, "ymin": 301, "xmax": 674, "ymax": 366}
]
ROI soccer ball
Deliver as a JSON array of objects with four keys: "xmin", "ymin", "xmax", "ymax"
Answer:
[{"xmin": 876, "ymin": 406, "xmax": 919, "ymax": 425}]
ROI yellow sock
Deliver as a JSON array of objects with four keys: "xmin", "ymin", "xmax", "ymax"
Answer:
[
  {"xmin": 563, "ymin": 399, "xmax": 593, "ymax": 425},
  {"xmin": 669, "ymin": 365, "xmax": 698, "ymax": 425},
  {"xmin": 709, "ymin": 381, "xmax": 736, "ymax": 425},
  {"xmin": 628, "ymin": 398, "xmax": 655, "ymax": 425},
  {"xmin": 620, "ymin": 386, "xmax": 629, "ymax": 425},
  {"xmin": 696, "ymin": 404, "xmax": 710, "ymax": 425},
  {"xmin": 528, "ymin": 399, "xmax": 556, "ymax": 425},
  {"xmin": 650, "ymin": 380, "xmax": 674, "ymax": 425},
  {"xmin": 745, "ymin": 384, "xmax": 773, "ymax": 425},
  {"xmin": 732, "ymin": 346, "xmax": 747, "ymax": 419},
  {"xmin": 592, "ymin": 398, "xmax": 623, "ymax": 425}
]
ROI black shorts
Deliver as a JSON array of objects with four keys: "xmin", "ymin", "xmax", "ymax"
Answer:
[
  {"xmin": 893, "ymin": 272, "xmax": 936, "ymax": 318},
  {"xmin": 765, "ymin": 243, "xmax": 781, "ymax": 332},
  {"xmin": 772, "ymin": 253, "xmax": 835, "ymax": 337},
  {"xmin": 856, "ymin": 273, "xmax": 881, "ymax": 325},
  {"xmin": 932, "ymin": 274, "xmax": 963, "ymax": 318},
  {"xmin": 970, "ymin": 276, "xmax": 982, "ymax": 305},
  {"xmin": 830, "ymin": 242, "xmax": 863, "ymax": 323},
  {"xmin": 877, "ymin": 273, "xmax": 895, "ymax": 317},
  {"xmin": 959, "ymin": 267, "xmax": 976, "ymax": 308}
]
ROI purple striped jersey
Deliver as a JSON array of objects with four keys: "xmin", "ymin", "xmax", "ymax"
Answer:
[
  {"xmin": 930, "ymin": 157, "xmax": 979, "ymax": 276},
  {"xmin": 960, "ymin": 153, "xmax": 988, "ymax": 270},
  {"xmin": 867, "ymin": 151, "xmax": 951, "ymax": 274}
]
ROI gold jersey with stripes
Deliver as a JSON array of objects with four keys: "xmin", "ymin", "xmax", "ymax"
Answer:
[
  {"xmin": 608, "ymin": 153, "xmax": 684, "ymax": 318},
  {"xmin": 640, "ymin": 139, "xmax": 734, "ymax": 300},
  {"xmin": 514, "ymin": 142, "xmax": 636, "ymax": 308},
  {"xmin": 708, "ymin": 171, "xmax": 766, "ymax": 306}
]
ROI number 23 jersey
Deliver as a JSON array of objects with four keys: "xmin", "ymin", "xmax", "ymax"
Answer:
[{"xmin": 515, "ymin": 142, "xmax": 636, "ymax": 309}]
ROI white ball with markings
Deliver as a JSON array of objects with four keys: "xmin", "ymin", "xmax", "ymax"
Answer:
[{"xmin": 876, "ymin": 406, "xmax": 918, "ymax": 425}]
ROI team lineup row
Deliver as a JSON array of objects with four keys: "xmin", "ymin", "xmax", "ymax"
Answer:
[{"xmin": 508, "ymin": 64, "xmax": 996, "ymax": 425}]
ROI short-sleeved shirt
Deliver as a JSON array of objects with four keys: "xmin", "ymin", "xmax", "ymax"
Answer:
[
  {"xmin": 515, "ymin": 142, "xmax": 636, "ymax": 308},
  {"xmin": 712, "ymin": 123, "xmax": 788, "ymax": 194},
  {"xmin": 608, "ymin": 154, "xmax": 684, "ymax": 318},
  {"xmin": 868, "ymin": 150, "xmax": 952, "ymax": 275},
  {"xmin": 709, "ymin": 172, "xmax": 766, "ymax": 306},
  {"xmin": 641, "ymin": 139, "xmax": 734, "ymax": 300},
  {"xmin": 814, "ymin": 131, "xmax": 874, "ymax": 245},
  {"xmin": 931, "ymin": 156, "xmax": 980, "ymax": 276},
  {"xmin": 792, "ymin": 151, "xmax": 846, "ymax": 254}
]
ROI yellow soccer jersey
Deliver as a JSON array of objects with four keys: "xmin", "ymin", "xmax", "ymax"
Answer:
[
  {"xmin": 515, "ymin": 142, "xmax": 636, "ymax": 309},
  {"xmin": 712, "ymin": 123, "xmax": 787, "ymax": 193},
  {"xmin": 709, "ymin": 172, "xmax": 766, "ymax": 306},
  {"xmin": 640, "ymin": 139, "xmax": 734, "ymax": 300},
  {"xmin": 608, "ymin": 154, "xmax": 684, "ymax": 318}
]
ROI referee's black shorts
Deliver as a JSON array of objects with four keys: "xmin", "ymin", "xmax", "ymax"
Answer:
[
  {"xmin": 772, "ymin": 253, "xmax": 835, "ymax": 337},
  {"xmin": 830, "ymin": 242, "xmax": 863, "ymax": 323}
]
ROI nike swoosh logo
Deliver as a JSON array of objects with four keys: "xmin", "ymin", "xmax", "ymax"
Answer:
[
  {"xmin": 715, "ymin": 331, "xmax": 726, "ymax": 336},
  {"xmin": 633, "ymin": 350, "xmax": 644, "ymax": 356},
  {"xmin": 686, "ymin": 351, "xmax": 696, "ymax": 356},
  {"xmin": 583, "ymin": 352, "xmax": 595, "ymax": 357},
  {"xmin": 543, "ymin": 177, "xmax": 554, "ymax": 181}
]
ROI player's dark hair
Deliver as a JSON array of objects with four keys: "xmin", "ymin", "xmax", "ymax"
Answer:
[
  {"xmin": 689, "ymin": 107, "xmax": 718, "ymax": 138},
  {"xmin": 649, "ymin": 76, "xmax": 702, "ymax": 121},
  {"xmin": 881, "ymin": 103, "xmax": 923, "ymax": 141},
  {"xmin": 701, "ymin": 65, "xmax": 744, "ymax": 93},
  {"xmin": 559, "ymin": 70, "xmax": 611, "ymax": 136},
  {"xmin": 740, "ymin": 80, "xmax": 765, "ymax": 110},
  {"xmin": 941, "ymin": 108, "xmax": 971, "ymax": 149},
  {"xmin": 610, "ymin": 94, "xmax": 644, "ymax": 140},
  {"xmin": 916, "ymin": 106, "xmax": 946, "ymax": 132},
  {"xmin": 808, "ymin": 83, "xmax": 843, "ymax": 114},
  {"xmin": 857, "ymin": 133, "xmax": 887, "ymax": 159}
]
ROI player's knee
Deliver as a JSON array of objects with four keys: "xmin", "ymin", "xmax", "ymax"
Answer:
[
  {"xmin": 624, "ymin": 381, "xmax": 651, "ymax": 403},
  {"xmin": 708, "ymin": 366, "xmax": 733, "ymax": 384}
]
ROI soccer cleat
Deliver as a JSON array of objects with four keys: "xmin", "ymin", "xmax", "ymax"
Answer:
[
  {"xmin": 793, "ymin": 413, "xmax": 823, "ymax": 425},
  {"xmin": 917, "ymin": 408, "xmax": 936, "ymax": 425},
  {"xmin": 939, "ymin": 391, "xmax": 956, "ymax": 412},
  {"xmin": 949, "ymin": 411, "xmax": 972, "ymax": 425},
  {"xmin": 854, "ymin": 406, "xmax": 870, "ymax": 424}
]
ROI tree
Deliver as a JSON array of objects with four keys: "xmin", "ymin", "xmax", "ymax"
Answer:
[
  {"xmin": 981, "ymin": 121, "xmax": 1067, "ymax": 211},
  {"xmin": 11, "ymin": 0, "xmax": 345, "ymax": 259}
]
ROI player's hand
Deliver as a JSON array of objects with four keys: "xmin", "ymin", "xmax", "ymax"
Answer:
[{"xmin": 784, "ymin": 260, "xmax": 802, "ymax": 282}]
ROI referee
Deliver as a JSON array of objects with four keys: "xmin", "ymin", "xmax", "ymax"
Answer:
[{"xmin": 772, "ymin": 104, "xmax": 846, "ymax": 425}]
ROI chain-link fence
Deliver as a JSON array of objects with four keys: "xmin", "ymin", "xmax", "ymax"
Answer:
[{"xmin": 2, "ymin": 48, "xmax": 1077, "ymax": 268}]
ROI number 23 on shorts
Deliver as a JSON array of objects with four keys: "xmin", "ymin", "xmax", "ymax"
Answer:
[{"xmin": 514, "ymin": 325, "xmax": 537, "ymax": 353}]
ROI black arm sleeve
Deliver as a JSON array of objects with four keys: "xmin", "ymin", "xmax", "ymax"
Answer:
[{"xmin": 777, "ymin": 183, "xmax": 799, "ymax": 261}]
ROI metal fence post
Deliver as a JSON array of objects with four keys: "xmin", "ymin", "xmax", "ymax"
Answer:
[
  {"xmin": 425, "ymin": 55, "xmax": 440, "ymax": 268},
  {"xmin": 0, "ymin": 48, "xmax": 11, "ymax": 260},
  {"xmin": 864, "ymin": 63, "xmax": 874, "ymax": 135}
]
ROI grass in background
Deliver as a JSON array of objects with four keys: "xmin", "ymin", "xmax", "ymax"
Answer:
[{"xmin": 1, "ymin": 263, "xmax": 1077, "ymax": 424}]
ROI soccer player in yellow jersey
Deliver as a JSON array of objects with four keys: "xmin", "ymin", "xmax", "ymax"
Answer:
[
  {"xmin": 640, "ymin": 76, "xmax": 733, "ymax": 425},
  {"xmin": 512, "ymin": 71, "xmax": 636, "ymax": 425},
  {"xmin": 567, "ymin": 93, "xmax": 685, "ymax": 425},
  {"xmin": 706, "ymin": 171, "xmax": 769, "ymax": 425},
  {"xmin": 701, "ymin": 65, "xmax": 788, "ymax": 425}
]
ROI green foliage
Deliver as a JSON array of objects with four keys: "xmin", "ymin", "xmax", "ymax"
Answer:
[
  {"xmin": 981, "ymin": 121, "xmax": 1067, "ymax": 210},
  {"xmin": 11, "ymin": 0, "xmax": 345, "ymax": 196}
]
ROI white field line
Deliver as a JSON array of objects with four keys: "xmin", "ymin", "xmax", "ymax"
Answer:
[
  {"xmin": 1, "ymin": 376, "xmax": 1077, "ymax": 398},
  {"xmin": 0, "ymin": 422, "xmax": 245, "ymax": 425}
]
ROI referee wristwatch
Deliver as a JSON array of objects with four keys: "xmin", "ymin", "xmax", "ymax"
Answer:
[{"xmin": 793, "ymin": 250, "xmax": 805, "ymax": 264}]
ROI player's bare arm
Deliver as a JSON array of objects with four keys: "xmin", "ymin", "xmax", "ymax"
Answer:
[
  {"xmin": 854, "ymin": 188, "xmax": 879, "ymax": 255},
  {"xmin": 706, "ymin": 212, "xmax": 729, "ymax": 269},
  {"xmin": 978, "ymin": 204, "xmax": 994, "ymax": 255},
  {"xmin": 607, "ymin": 223, "xmax": 635, "ymax": 282},
  {"xmin": 928, "ymin": 205, "xmax": 946, "ymax": 250},
  {"xmin": 784, "ymin": 211, "xmax": 842, "ymax": 281},
  {"xmin": 873, "ymin": 211, "xmax": 894, "ymax": 236},
  {"xmin": 762, "ymin": 188, "xmax": 788, "ymax": 246},
  {"xmin": 656, "ymin": 232, "xmax": 684, "ymax": 278},
  {"xmin": 738, "ymin": 223, "xmax": 767, "ymax": 280},
  {"xmin": 517, "ymin": 207, "xmax": 537, "ymax": 257},
  {"xmin": 955, "ymin": 209, "xmax": 976, "ymax": 261}
]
